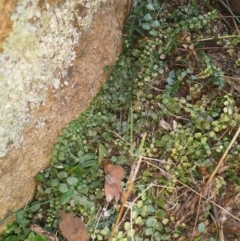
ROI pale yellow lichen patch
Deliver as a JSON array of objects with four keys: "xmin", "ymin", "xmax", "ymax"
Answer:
[{"xmin": 0, "ymin": 0, "xmax": 108, "ymax": 158}]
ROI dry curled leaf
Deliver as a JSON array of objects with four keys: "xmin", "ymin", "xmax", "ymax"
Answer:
[
  {"xmin": 104, "ymin": 181, "xmax": 122, "ymax": 202},
  {"xmin": 172, "ymin": 120, "xmax": 178, "ymax": 132},
  {"xmin": 58, "ymin": 210, "xmax": 89, "ymax": 241},
  {"xmin": 103, "ymin": 162, "xmax": 125, "ymax": 203},
  {"xmin": 104, "ymin": 162, "xmax": 124, "ymax": 180},
  {"xmin": 159, "ymin": 119, "xmax": 172, "ymax": 131},
  {"xmin": 197, "ymin": 165, "xmax": 209, "ymax": 176}
]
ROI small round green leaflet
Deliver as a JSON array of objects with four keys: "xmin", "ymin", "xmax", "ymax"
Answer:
[
  {"xmin": 147, "ymin": 205, "xmax": 155, "ymax": 214},
  {"xmin": 155, "ymin": 222, "xmax": 163, "ymax": 231},
  {"xmin": 57, "ymin": 171, "xmax": 68, "ymax": 179},
  {"xmin": 134, "ymin": 236, "xmax": 143, "ymax": 241},
  {"xmin": 124, "ymin": 222, "xmax": 130, "ymax": 231},
  {"xmin": 58, "ymin": 151, "xmax": 65, "ymax": 161},
  {"xmin": 153, "ymin": 231, "xmax": 162, "ymax": 241},
  {"xmin": 146, "ymin": 217, "xmax": 157, "ymax": 227},
  {"xmin": 142, "ymin": 23, "xmax": 151, "ymax": 30},
  {"xmin": 44, "ymin": 187, "xmax": 51, "ymax": 194},
  {"xmin": 137, "ymin": 200, "xmax": 143, "ymax": 208},
  {"xmin": 77, "ymin": 185, "xmax": 88, "ymax": 194},
  {"xmin": 59, "ymin": 183, "xmax": 68, "ymax": 193},
  {"xmin": 198, "ymin": 222, "xmax": 205, "ymax": 233},
  {"xmin": 156, "ymin": 209, "xmax": 166, "ymax": 219},
  {"xmin": 140, "ymin": 205, "xmax": 147, "ymax": 217},
  {"xmin": 149, "ymin": 29, "xmax": 157, "ymax": 36},
  {"xmin": 96, "ymin": 234, "xmax": 103, "ymax": 240},
  {"xmin": 134, "ymin": 216, "xmax": 144, "ymax": 225},
  {"xmin": 162, "ymin": 218, "xmax": 169, "ymax": 225},
  {"xmin": 79, "ymin": 196, "xmax": 90, "ymax": 206},
  {"xmin": 145, "ymin": 227, "xmax": 153, "ymax": 236},
  {"xmin": 16, "ymin": 210, "xmax": 29, "ymax": 227},
  {"xmin": 131, "ymin": 49, "xmax": 140, "ymax": 58},
  {"xmin": 66, "ymin": 176, "xmax": 78, "ymax": 186},
  {"xmin": 133, "ymin": 207, "xmax": 141, "ymax": 217},
  {"xmin": 30, "ymin": 202, "xmax": 41, "ymax": 212},
  {"xmin": 50, "ymin": 179, "xmax": 59, "ymax": 187},
  {"xmin": 146, "ymin": 3, "xmax": 155, "ymax": 10},
  {"xmin": 143, "ymin": 13, "xmax": 152, "ymax": 22},
  {"xmin": 127, "ymin": 229, "xmax": 135, "ymax": 237},
  {"xmin": 152, "ymin": 20, "xmax": 160, "ymax": 28},
  {"xmin": 116, "ymin": 231, "xmax": 124, "ymax": 238},
  {"xmin": 157, "ymin": 197, "xmax": 165, "ymax": 208},
  {"xmin": 100, "ymin": 226, "xmax": 110, "ymax": 236},
  {"xmin": 35, "ymin": 173, "xmax": 43, "ymax": 182},
  {"xmin": 209, "ymin": 237, "xmax": 216, "ymax": 241}
]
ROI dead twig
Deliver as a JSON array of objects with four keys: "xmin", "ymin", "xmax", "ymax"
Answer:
[
  {"xmin": 144, "ymin": 159, "xmax": 240, "ymax": 223},
  {"xmin": 199, "ymin": 35, "xmax": 240, "ymax": 42},
  {"xmin": 176, "ymin": 126, "xmax": 240, "ymax": 220},
  {"xmin": 224, "ymin": 76, "xmax": 240, "ymax": 82},
  {"xmin": 108, "ymin": 156, "xmax": 143, "ymax": 241},
  {"xmin": 107, "ymin": 129, "xmax": 131, "ymax": 146},
  {"xmin": 224, "ymin": 76, "xmax": 240, "ymax": 93},
  {"xmin": 190, "ymin": 193, "xmax": 203, "ymax": 241},
  {"xmin": 232, "ymin": 16, "xmax": 240, "ymax": 35},
  {"xmin": 203, "ymin": 126, "xmax": 240, "ymax": 189},
  {"xmin": 176, "ymin": 46, "xmax": 240, "ymax": 51}
]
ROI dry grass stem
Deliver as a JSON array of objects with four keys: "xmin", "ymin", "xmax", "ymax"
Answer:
[
  {"xmin": 144, "ymin": 159, "xmax": 240, "ymax": 222},
  {"xmin": 108, "ymin": 156, "xmax": 143, "ymax": 241},
  {"xmin": 224, "ymin": 76, "xmax": 240, "ymax": 93},
  {"xmin": 107, "ymin": 130, "xmax": 131, "ymax": 146},
  {"xmin": 204, "ymin": 126, "xmax": 240, "ymax": 189}
]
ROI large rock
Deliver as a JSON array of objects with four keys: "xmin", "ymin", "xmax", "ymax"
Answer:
[
  {"xmin": 0, "ymin": 0, "xmax": 17, "ymax": 51},
  {"xmin": 0, "ymin": 0, "xmax": 129, "ymax": 231}
]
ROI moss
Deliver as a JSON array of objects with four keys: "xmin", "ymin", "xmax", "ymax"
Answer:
[{"xmin": 0, "ymin": 0, "xmax": 108, "ymax": 159}]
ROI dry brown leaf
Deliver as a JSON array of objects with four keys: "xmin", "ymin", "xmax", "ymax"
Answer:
[
  {"xmin": 217, "ymin": 165, "xmax": 229, "ymax": 174},
  {"xmin": 104, "ymin": 162, "xmax": 124, "ymax": 180},
  {"xmin": 197, "ymin": 165, "xmax": 209, "ymax": 176},
  {"xmin": 58, "ymin": 210, "xmax": 89, "ymax": 241},
  {"xmin": 159, "ymin": 119, "xmax": 172, "ymax": 131},
  {"xmin": 172, "ymin": 120, "xmax": 178, "ymax": 132},
  {"xmin": 103, "ymin": 162, "xmax": 125, "ymax": 203},
  {"xmin": 104, "ymin": 181, "xmax": 122, "ymax": 202}
]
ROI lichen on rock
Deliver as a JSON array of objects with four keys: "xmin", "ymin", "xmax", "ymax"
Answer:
[{"xmin": 0, "ymin": 0, "xmax": 107, "ymax": 158}]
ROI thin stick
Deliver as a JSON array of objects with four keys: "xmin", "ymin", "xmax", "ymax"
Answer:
[
  {"xmin": 190, "ymin": 195, "xmax": 202, "ymax": 241},
  {"xmin": 166, "ymin": 126, "xmax": 240, "ymax": 220},
  {"xmin": 130, "ymin": 106, "xmax": 134, "ymax": 155},
  {"xmin": 176, "ymin": 46, "xmax": 240, "ymax": 51},
  {"xmin": 199, "ymin": 35, "xmax": 240, "ymax": 41},
  {"xmin": 130, "ymin": 204, "xmax": 134, "ymax": 241},
  {"xmin": 116, "ymin": 183, "xmax": 155, "ymax": 231},
  {"xmin": 232, "ymin": 16, "xmax": 240, "ymax": 35},
  {"xmin": 108, "ymin": 156, "xmax": 143, "ymax": 241},
  {"xmin": 107, "ymin": 130, "xmax": 131, "ymax": 146},
  {"xmin": 204, "ymin": 126, "xmax": 240, "ymax": 189},
  {"xmin": 224, "ymin": 76, "xmax": 240, "ymax": 82},
  {"xmin": 93, "ymin": 203, "xmax": 109, "ymax": 237},
  {"xmin": 218, "ymin": 0, "xmax": 240, "ymax": 24},
  {"xmin": 144, "ymin": 160, "xmax": 240, "ymax": 222}
]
